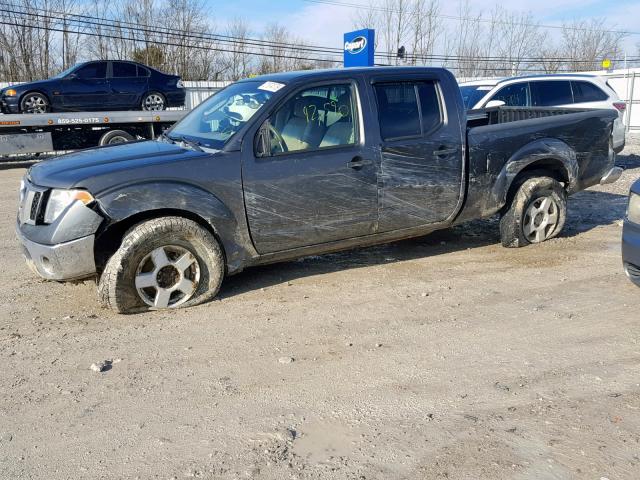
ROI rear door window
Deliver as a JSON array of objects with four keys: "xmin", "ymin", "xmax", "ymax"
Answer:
[
  {"xmin": 113, "ymin": 62, "xmax": 137, "ymax": 78},
  {"xmin": 374, "ymin": 81, "xmax": 442, "ymax": 140},
  {"xmin": 417, "ymin": 81, "xmax": 442, "ymax": 133},
  {"xmin": 571, "ymin": 81, "xmax": 608, "ymax": 103},
  {"xmin": 375, "ymin": 83, "xmax": 421, "ymax": 140},
  {"xmin": 489, "ymin": 83, "xmax": 530, "ymax": 106},
  {"xmin": 530, "ymin": 81, "xmax": 573, "ymax": 106}
]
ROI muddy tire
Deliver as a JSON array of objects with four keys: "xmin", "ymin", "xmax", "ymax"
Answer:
[
  {"xmin": 499, "ymin": 176, "xmax": 567, "ymax": 248},
  {"xmin": 98, "ymin": 217, "xmax": 224, "ymax": 314}
]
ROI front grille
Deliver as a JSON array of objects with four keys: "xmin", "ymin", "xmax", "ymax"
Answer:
[
  {"xmin": 29, "ymin": 191, "xmax": 41, "ymax": 220},
  {"xmin": 19, "ymin": 181, "xmax": 47, "ymax": 225},
  {"xmin": 627, "ymin": 262, "xmax": 640, "ymax": 279}
]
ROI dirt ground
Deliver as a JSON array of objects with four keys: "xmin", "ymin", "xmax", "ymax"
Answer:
[{"xmin": 1, "ymin": 137, "xmax": 640, "ymax": 480}]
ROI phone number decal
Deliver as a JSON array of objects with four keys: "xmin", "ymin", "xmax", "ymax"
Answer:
[{"xmin": 56, "ymin": 117, "xmax": 101, "ymax": 125}]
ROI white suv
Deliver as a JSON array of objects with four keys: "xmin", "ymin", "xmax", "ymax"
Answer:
[{"xmin": 459, "ymin": 75, "xmax": 626, "ymax": 151}]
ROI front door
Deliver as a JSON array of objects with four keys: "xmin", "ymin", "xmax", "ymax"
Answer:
[
  {"xmin": 242, "ymin": 81, "xmax": 379, "ymax": 254},
  {"xmin": 372, "ymin": 80, "xmax": 464, "ymax": 231},
  {"xmin": 61, "ymin": 62, "xmax": 110, "ymax": 110}
]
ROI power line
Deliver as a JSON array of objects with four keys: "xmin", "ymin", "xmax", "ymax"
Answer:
[
  {"xmin": 1, "ymin": 1, "xmax": 637, "ymax": 75},
  {"xmin": 303, "ymin": 0, "xmax": 640, "ymax": 36},
  {"xmin": 0, "ymin": 0, "xmax": 347, "ymax": 56},
  {"xmin": 3, "ymin": 3, "xmax": 634, "ymax": 67}
]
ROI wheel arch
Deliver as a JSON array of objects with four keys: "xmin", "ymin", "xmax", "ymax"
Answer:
[
  {"xmin": 92, "ymin": 181, "xmax": 253, "ymax": 276},
  {"xmin": 19, "ymin": 89, "xmax": 52, "ymax": 109},
  {"xmin": 94, "ymin": 207, "xmax": 227, "ymax": 275},
  {"xmin": 493, "ymin": 138, "xmax": 578, "ymax": 212}
]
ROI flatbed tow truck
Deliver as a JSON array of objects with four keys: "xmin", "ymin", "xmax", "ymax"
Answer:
[{"xmin": 0, "ymin": 110, "xmax": 188, "ymax": 156}]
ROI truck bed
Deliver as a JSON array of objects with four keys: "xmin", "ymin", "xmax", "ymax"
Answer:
[{"xmin": 456, "ymin": 106, "xmax": 617, "ymax": 223}]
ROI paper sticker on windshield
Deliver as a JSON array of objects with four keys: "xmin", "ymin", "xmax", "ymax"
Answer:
[{"xmin": 258, "ymin": 81, "xmax": 285, "ymax": 92}]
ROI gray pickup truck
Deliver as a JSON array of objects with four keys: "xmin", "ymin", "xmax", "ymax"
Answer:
[{"xmin": 17, "ymin": 67, "xmax": 622, "ymax": 313}]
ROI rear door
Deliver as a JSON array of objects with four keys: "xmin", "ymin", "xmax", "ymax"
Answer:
[
  {"xmin": 372, "ymin": 77, "xmax": 464, "ymax": 231},
  {"xmin": 60, "ymin": 61, "xmax": 109, "ymax": 110},
  {"xmin": 242, "ymin": 79, "xmax": 379, "ymax": 254},
  {"xmin": 109, "ymin": 61, "xmax": 148, "ymax": 109}
]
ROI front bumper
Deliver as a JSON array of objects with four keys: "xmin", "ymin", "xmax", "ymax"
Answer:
[
  {"xmin": 1, "ymin": 96, "xmax": 20, "ymax": 114},
  {"xmin": 600, "ymin": 166, "xmax": 623, "ymax": 185},
  {"xmin": 16, "ymin": 224, "xmax": 97, "ymax": 281},
  {"xmin": 622, "ymin": 218, "xmax": 640, "ymax": 287}
]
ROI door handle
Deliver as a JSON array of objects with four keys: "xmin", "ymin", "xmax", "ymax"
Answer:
[
  {"xmin": 433, "ymin": 146, "xmax": 457, "ymax": 158},
  {"xmin": 347, "ymin": 156, "xmax": 373, "ymax": 170}
]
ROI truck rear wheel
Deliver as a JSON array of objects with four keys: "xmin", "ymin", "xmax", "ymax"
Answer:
[
  {"xmin": 499, "ymin": 176, "xmax": 567, "ymax": 248},
  {"xmin": 98, "ymin": 217, "xmax": 224, "ymax": 313}
]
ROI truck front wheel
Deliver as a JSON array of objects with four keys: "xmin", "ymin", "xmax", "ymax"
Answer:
[
  {"xmin": 98, "ymin": 217, "xmax": 224, "ymax": 313},
  {"xmin": 500, "ymin": 176, "xmax": 567, "ymax": 248}
]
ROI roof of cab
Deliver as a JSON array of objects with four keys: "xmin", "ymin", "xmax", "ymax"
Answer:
[{"xmin": 237, "ymin": 66, "xmax": 449, "ymax": 84}]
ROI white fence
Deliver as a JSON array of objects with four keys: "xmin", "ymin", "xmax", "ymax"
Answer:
[
  {"xmin": 600, "ymin": 70, "xmax": 640, "ymax": 132},
  {"xmin": 181, "ymin": 80, "xmax": 228, "ymax": 109}
]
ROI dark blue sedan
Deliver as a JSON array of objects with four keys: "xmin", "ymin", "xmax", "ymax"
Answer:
[
  {"xmin": 0, "ymin": 60, "xmax": 185, "ymax": 114},
  {"xmin": 623, "ymin": 178, "xmax": 640, "ymax": 287}
]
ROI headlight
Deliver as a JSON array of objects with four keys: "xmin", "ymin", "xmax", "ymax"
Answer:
[
  {"xmin": 628, "ymin": 192, "xmax": 640, "ymax": 225},
  {"xmin": 176, "ymin": 79, "xmax": 184, "ymax": 88},
  {"xmin": 44, "ymin": 189, "xmax": 94, "ymax": 224},
  {"xmin": 4, "ymin": 88, "xmax": 17, "ymax": 97},
  {"xmin": 19, "ymin": 179, "xmax": 26, "ymax": 203}
]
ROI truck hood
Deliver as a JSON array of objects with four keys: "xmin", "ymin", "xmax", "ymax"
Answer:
[{"xmin": 28, "ymin": 140, "xmax": 211, "ymax": 190}]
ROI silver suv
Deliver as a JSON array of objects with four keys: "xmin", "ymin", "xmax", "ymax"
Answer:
[{"xmin": 459, "ymin": 74, "xmax": 626, "ymax": 151}]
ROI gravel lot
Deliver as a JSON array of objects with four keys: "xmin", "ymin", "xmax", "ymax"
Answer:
[{"xmin": 1, "ymin": 137, "xmax": 639, "ymax": 480}]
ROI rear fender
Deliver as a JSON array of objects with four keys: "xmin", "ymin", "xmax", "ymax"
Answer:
[{"xmin": 493, "ymin": 138, "xmax": 578, "ymax": 210}]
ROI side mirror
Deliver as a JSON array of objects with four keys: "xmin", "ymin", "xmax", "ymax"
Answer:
[
  {"xmin": 66, "ymin": 73, "xmax": 77, "ymax": 80},
  {"xmin": 485, "ymin": 99, "xmax": 506, "ymax": 109},
  {"xmin": 254, "ymin": 121, "xmax": 271, "ymax": 158}
]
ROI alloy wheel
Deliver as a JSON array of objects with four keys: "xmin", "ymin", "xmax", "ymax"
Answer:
[
  {"xmin": 23, "ymin": 95, "xmax": 48, "ymax": 113},
  {"xmin": 143, "ymin": 94, "xmax": 165, "ymax": 111},
  {"xmin": 523, "ymin": 196, "xmax": 559, "ymax": 243},
  {"xmin": 134, "ymin": 245, "xmax": 201, "ymax": 308}
]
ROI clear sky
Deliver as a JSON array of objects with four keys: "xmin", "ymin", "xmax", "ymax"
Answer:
[{"xmin": 209, "ymin": 0, "xmax": 640, "ymax": 53}]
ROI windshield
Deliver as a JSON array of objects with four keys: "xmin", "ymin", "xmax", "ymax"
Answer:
[
  {"xmin": 459, "ymin": 85, "xmax": 493, "ymax": 109},
  {"xmin": 51, "ymin": 64, "xmax": 83, "ymax": 79},
  {"xmin": 168, "ymin": 81, "xmax": 276, "ymax": 150}
]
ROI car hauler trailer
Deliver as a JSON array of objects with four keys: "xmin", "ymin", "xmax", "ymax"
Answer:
[{"xmin": 0, "ymin": 110, "xmax": 187, "ymax": 156}]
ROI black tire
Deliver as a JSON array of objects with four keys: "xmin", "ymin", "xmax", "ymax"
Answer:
[
  {"xmin": 20, "ymin": 92, "xmax": 50, "ymax": 113},
  {"xmin": 141, "ymin": 91, "xmax": 166, "ymax": 111},
  {"xmin": 97, "ymin": 217, "xmax": 224, "ymax": 313},
  {"xmin": 99, "ymin": 129, "xmax": 135, "ymax": 146},
  {"xmin": 499, "ymin": 175, "xmax": 567, "ymax": 248}
]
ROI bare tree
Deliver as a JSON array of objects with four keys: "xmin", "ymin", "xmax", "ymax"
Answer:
[{"xmin": 560, "ymin": 19, "xmax": 627, "ymax": 71}]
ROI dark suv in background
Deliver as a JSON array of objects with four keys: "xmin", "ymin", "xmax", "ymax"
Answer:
[{"xmin": 0, "ymin": 60, "xmax": 185, "ymax": 114}]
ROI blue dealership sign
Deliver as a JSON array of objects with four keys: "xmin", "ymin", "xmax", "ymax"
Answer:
[{"xmin": 343, "ymin": 29, "xmax": 375, "ymax": 68}]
